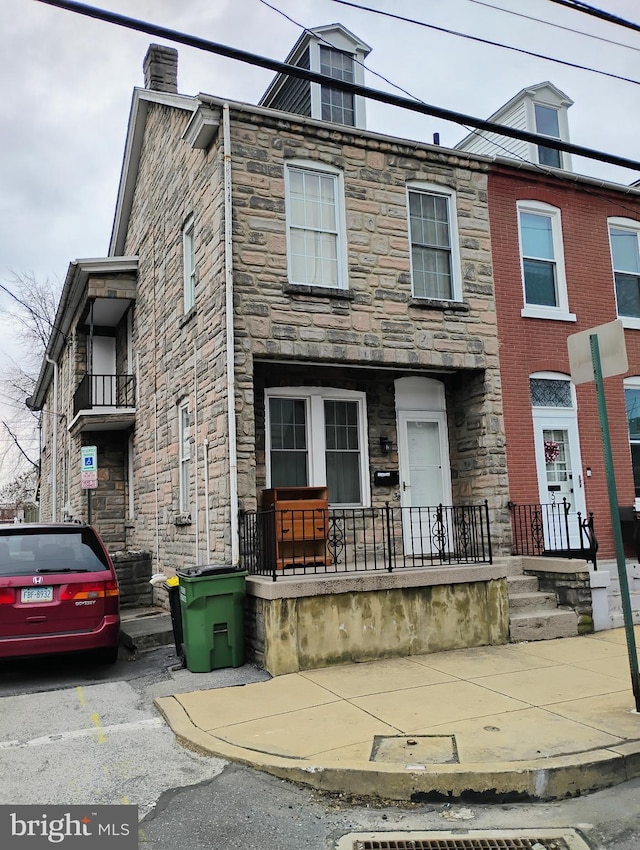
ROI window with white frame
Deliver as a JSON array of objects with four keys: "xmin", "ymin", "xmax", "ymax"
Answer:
[
  {"xmin": 266, "ymin": 387, "xmax": 369, "ymax": 506},
  {"xmin": 518, "ymin": 201, "xmax": 573, "ymax": 320},
  {"xmin": 534, "ymin": 103, "xmax": 561, "ymax": 168},
  {"xmin": 183, "ymin": 217, "xmax": 195, "ymax": 312},
  {"xmin": 178, "ymin": 401, "xmax": 191, "ymax": 513},
  {"xmin": 285, "ymin": 162, "xmax": 346, "ymax": 289},
  {"xmin": 319, "ymin": 45, "xmax": 355, "ymax": 126},
  {"xmin": 624, "ymin": 378, "xmax": 640, "ymax": 499},
  {"xmin": 609, "ymin": 218, "xmax": 640, "ymax": 324},
  {"xmin": 408, "ymin": 185, "xmax": 460, "ymax": 301}
]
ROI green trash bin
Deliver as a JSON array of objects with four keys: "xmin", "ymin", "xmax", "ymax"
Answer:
[{"xmin": 177, "ymin": 565, "xmax": 247, "ymax": 673}]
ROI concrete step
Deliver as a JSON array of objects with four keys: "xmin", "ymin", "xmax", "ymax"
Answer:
[
  {"xmin": 506, "ymin": 575, "xmax": 539, "ymax": 595},
  {"xmin": 610, "ymin": 609, "xmax": 640, "ymax": 629},
  {"xmin": 510, "ymin": 608, "xmax": 578, "ymax": 642},
  {"xmin": 495, "ymin": 556, "xmax": 526, "ymax": 577},
  {"xmin": 120, "ymin": 607, "xmax": 175, "ymax": 653},
  {"xmin": 507, "ymin": 591, "xmax": 557, "ymax": 612}
]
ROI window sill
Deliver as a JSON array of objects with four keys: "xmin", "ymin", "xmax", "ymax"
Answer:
[
  {"xmin": 619, "ymin": 316, "xmax": 640, "ymax": 330},
  {"xmin": 520, "ymin": 306, "xmax": 576, "ymax": 322},
  {"xmin": 180, "ymin": 306, "xmax": 197, "ymax": 328},
  {"xmin": 284, "ymin": 283, "xmax": 354, "ymax": 300},
  {"xmin": 410, "ymin": 297, "xmax": 468, "ymax": 313}
]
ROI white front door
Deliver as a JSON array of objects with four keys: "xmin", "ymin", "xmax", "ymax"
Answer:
[
  {"xmin": 533, "ymin": 414, "xmax": 586, "ymax": 548},
  {"xmin": 398, "ymin": 411, "xmax": 452, "ymax": 555}
]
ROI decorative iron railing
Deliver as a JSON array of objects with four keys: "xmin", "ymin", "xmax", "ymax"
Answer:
[
  {"xmin": 508, "ymin": 499, "xmax": 597, "ymax": 568},
  {"xmin": 239, "ymin": 501, "xmax": 492, "ymax": 579},
  {"xmin": 73, "ymin": 374, "xmax": 136, "ymax": 415}
]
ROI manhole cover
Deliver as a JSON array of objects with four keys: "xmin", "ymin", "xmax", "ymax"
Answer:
[
  {"xmin": 335, "ymin": 829, "xmax": 591, "ymax": 850},
  {"xmin": 370, "ymin": 735, "xmax": 458, "ymax": 765}
]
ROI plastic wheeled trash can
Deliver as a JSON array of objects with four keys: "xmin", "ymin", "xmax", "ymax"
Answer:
[
  {"xmin": 176, "ymin": 565, "xmax": 247, "ymax": 673},
  {"xmin": 163, "ymin": 579, "xmax": 185, "ymax": 666}
]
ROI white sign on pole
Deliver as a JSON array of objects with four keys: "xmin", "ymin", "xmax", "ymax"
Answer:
[
  {"xmin": 81, "ymin": 446, "xmax": 98, "ymax": 490},
  {"xmin": 567, "ymin": 319, "xmax": 628, "ymax": 385}
]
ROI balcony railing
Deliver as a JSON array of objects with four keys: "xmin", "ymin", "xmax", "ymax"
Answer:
[
  {"xmin": 508, "ymin": 499, "xmax": 597, "ymax": 568},
  {"xmin": 73, "ymin": 373, "xmax": 136, "ymax": 416},
  {"xmin": 239, "ymin": 502, "xmax": 492, "ymax": 580}
]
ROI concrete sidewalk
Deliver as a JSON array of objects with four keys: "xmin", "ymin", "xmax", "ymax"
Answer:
[{"xmin": 155, "ymin": 628, "xmax": 640, "ymax": 802}]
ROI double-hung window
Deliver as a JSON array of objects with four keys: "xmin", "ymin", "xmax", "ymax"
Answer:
[
  {"xmin": 408, "ymin": 185, "xmax": 460, "ymax": 301},
  {"xmin": 178, "ymin": 401, "xmax": 191, "ymax": 513},
  {"xmin": 319, "ymin": 45, "xmax": 355, "ymax": 126},
  {"xmin": 534, "ymin": 103, "xmax": 562, "ymax": 168},
  {"xmin": 266, "ymin": 388, "xmax": 369, "ymax": 506},
  {"xmin": 518, "ymin": 201, "xmax": 573, "ymax": 320},
  {"xmin": 609, "ymin": 218, "xmax": 640, "ymax": 325},
  {"xmin": 625, "ymin": 379, "xmax": 640, "ymax": 501},
  {"xmin": 183, "ymin": 217, "xmax": 195, "ymax": 313},
  {"xmin": 285, "ymin": 162, "xmax": 346, "ymax": 289}
]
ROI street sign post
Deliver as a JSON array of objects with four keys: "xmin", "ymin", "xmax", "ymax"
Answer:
[
  {"xmin": 81, "ymin": 446, "xmax": 98, "ymax": 525},
  {"xmin": 568, "ymin": 321, "xmax": 640, "ymax": 712}
]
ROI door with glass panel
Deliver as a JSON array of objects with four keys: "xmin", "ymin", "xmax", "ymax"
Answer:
[
  {"xmin": 398, "ymin": 411, "xmax": 452, "ymax": 556},
  {"xmin": 531, "ymin": 376, "xmax": 585, "ymax": 549}
]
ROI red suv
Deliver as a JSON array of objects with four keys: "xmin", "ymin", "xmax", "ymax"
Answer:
[{"xmin": 0, "ymin": 523, "xmax": 120, "ymax": 664}]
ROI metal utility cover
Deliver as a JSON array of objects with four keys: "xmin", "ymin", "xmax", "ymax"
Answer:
[
  {"xmin": 335, "ymin": 829, "xmax": 592, "ymax": 850},
  {"xmin": 370, "ymin": 735, "xmax": 458, "ymax": 765}
]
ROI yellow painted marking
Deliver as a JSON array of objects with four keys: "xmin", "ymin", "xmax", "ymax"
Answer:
[
  {"xmin": 90, "ymin": 712, "xmax": 107, "ymax": 744},
  {"xmin": 120, "ymin": 796, "xmax": 130, "ymax": 805},
  {"xmin": 76, "ymin": 686, "xmax": 86, "ymax": 707}
]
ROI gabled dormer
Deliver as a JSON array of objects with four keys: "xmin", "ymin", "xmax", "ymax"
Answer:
[
  {"xmin": 260, "ymin": 23, "xmax": 371, "ymax": 129},
  {"xmin": 456, "ymin": 82, "xmax": 574, "ymax": 172}
]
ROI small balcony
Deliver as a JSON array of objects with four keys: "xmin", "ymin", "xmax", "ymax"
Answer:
[{"xmin": 71, "ymin": 373, "xmax": 136, "ymax": 432}]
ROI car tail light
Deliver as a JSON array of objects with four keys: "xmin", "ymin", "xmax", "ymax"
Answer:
[
  {"xmin": 60, "ymin": 581, "xmax": 119, "ymax": 601},
  {"xmin": 0, "ymin": 588, "xmax": 16, "ymax": 604}
]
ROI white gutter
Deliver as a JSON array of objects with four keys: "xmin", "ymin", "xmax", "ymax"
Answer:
[
  {"xmin": 223, "ymin": 103, "xmax": 239, "ymax": 565},
  {"xmin": 45, "ymin": 356, "xmax": 58, "ymax": 522}
]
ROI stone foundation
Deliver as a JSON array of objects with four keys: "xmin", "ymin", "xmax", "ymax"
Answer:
[{"xmin": 111, "ymin": 550, "xmax": 153, "ymax": 608}]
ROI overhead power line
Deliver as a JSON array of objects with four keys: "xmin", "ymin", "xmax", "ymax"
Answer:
[
  {"xmin": 466, "ymin": 0, "xmax": 640, "ymax": 50},
  {"xmin": 33, "ymin": 0, "xmax": 640, "ymax": 173},
  {"xmin": 329, "ymin": 0, "xmax": 640, "ymax": 86},
  {"xmin": 545, "ymin": 0, "xmax": 640, "ymax": 34}
]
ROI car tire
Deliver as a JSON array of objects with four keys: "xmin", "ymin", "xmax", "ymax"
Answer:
[{"xmin": 95, "ymin": 645, "xmax": 119, "ymax": 664}]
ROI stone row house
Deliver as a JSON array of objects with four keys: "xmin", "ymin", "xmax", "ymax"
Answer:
[{"xmin": 30, "ymin": 26, "xmax": 640, "ymax": 671}]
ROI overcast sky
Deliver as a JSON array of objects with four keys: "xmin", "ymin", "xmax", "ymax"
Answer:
[{"xmin": 1, "ymin": 0, "xmax": 639, "ymax": 477}]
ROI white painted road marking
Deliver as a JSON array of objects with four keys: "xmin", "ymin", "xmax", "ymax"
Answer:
[{"xmin": 0, "ymin": 717, "xmax": 164, "ymax": 749}]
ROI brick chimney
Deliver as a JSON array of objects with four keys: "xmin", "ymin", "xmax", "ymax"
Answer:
[{"xmin": 143, "ymin": 44, "xmax": 178, "ymax": 93}]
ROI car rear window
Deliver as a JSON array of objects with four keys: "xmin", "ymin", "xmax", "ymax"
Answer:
[{"xmin": 0, "ymin": 529, "xmax": 111, "ymax": 577}]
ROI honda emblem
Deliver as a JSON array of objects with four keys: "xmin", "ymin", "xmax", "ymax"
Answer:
[{"xmin": 32, "ymin": 576, "xmax": 44, "ymax": 584}]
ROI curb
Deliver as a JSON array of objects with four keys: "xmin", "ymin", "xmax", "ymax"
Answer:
[{"xmin": 154, "ymin": 695, "xmax": 640, "ymax": 802}]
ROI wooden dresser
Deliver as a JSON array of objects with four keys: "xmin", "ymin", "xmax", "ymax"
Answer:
[{"xmin": 262, "ymin": 486, "xmax": 330, "ymax": 570}]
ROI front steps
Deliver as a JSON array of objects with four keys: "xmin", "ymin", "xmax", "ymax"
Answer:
[
  {"xmin": 595, "ymin": 561, "xmax": 640, "ymax": 630},
  {"xmin": 504, "ymin": 557, "xmax": 578, "ymax": 642}
]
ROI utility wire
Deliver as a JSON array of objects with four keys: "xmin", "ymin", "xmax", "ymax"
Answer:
[
  {"xmin": 545, "ymin": 0, "xmax": 640, "ymax": 34},
  {"xmin": 328, "ymin": 0, "xmax": 640, "ymax": 86},
  {"xmin": 32, "ymin": 0, "xmax": 640, "ymax": 172},
  {"xmin": 466, "ymin": 0, "xmax": 640, "ymax": 50}
]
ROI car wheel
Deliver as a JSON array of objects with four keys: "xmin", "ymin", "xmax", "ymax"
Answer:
[{"xmin": 95, "ymin": 645, "xmax": 119, "ymax": 664}]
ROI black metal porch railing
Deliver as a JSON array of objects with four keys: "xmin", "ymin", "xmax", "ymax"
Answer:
[
  {"xmin": 73, "ymin": 374, "xmax": 136, "ymax": 415},
  {"xmin": 508, "ymin": 499, "xmax": 598, "ymax": 568},
  {"xmin": 239, "ymin": 501, "xmax": 492, "ymax": 579}
]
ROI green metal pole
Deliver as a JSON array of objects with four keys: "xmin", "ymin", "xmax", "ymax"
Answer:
[{"xmin": 590, "ymin": 333, "xmax": 640, "ymax": 712}]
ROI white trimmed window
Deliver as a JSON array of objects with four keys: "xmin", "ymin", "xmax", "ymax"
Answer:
[
  {"xmin": 534, "ymin": 104, "xmax": 562, "ymax": 168},
  {"xmin": 178, "ymin": 401, "xmax": 191, "ymax": 513},
  {"xmin": 408, "ymin": 184, "xmax": 461, "ymax": 301},
  {"xmin": 609, "ymin": 218, "xmax": 640, "ymax": 327},
  {"xmin": 319, "ymin": 45, "xmax": 355, "ymax": 126},
  {"xmin": 266, "ymin": 387, "xmax": 369, "ymax": 506},
  {"xmin": 183, "ymin": 217, "xmax": 195, "ymax": 312},
  {"xmin": 285, "ymin": 162, "xmax": 346, "ymax": 289},
  {"xmin": 518, "ymin": 201, "xmax": 574, "ymax": 321},
  {"xmin": 624, "ymin": 378, "xmax": 640, "ymax": 503}
]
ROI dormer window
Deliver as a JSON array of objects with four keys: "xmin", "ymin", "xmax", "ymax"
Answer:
[
  {"xmin": 319, "ymin": 46, "xmax": 355, "ymax": 126},
  {"xmin": 534, "ymin": 104, "xmax": 561, "ymax": 168}
]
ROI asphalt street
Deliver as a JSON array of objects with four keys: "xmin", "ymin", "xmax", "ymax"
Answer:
[{"xmin": 1, "ymin": 646, "xmax": 639, "ymax": 849}]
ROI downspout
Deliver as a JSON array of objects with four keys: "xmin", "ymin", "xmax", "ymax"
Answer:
[
  {"xmin": 204, "ymin": 438, "xmax": 211, "ymax": 563},
  {"xmin": 45, "ymin": 356, "xmax": 58, "ymax": 522},
  {"xmin": 223, "ymin": 103, "xmax": 239, "ymax": 565},
  {"xmin": 193, "ymin": 342, "xmax": 200, "ymax": 564}
]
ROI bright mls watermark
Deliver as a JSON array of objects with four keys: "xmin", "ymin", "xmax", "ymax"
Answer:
[{"xmin": 0, "ymin": 805, "xmax": 137, "ymax": 848}]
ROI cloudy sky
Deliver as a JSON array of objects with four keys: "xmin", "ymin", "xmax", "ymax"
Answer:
[{"xmin": 1, "ymin": 0, "xmax": 639, "ymax": 478}]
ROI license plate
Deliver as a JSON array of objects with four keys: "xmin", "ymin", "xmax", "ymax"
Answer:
[{"xmin": 21, "ymin": 586, "xmax": 54, "ymax": 603}]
